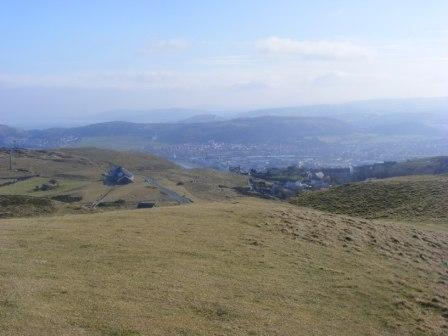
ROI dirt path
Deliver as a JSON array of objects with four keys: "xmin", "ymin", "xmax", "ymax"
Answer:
[
  {"xmin": 91, "ymin": 187, "xmax": 116, "ymax": 208},
  {"xmin": 145, "ymin": 176, "xmax": 192, "ymax": 205}
]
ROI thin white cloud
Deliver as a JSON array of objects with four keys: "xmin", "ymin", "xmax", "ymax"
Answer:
[
  {"xmin": 429, "ymin": 28, "xmax": 448, "ymax": 35},
  {"xmin": 228, "ymin": 80, "xmax": 270, "ymax": 91},
  {"xmin": 310, "ymin": 71, "xmax": 351, "ymax": 85},
  {"xmin": 1, "ymin": 34, "xmax": 447, "ymax": 111},
  {"xmin": 0, "ymin": 71, "xmax": 184, "ymax": 90},
  {"xmin": 197, "ymin": 55, "xmax": 258, "ymax": 66},
  {"xmin": 257, "ymin": 36, "xmax": 374, "ymax": 60},
  {"xmin": 143, "ymin": 38, "xmax": 190, "ymax": 53}
]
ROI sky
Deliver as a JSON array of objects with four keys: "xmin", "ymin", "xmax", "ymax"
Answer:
[{"xmin": 1, "ymin": 0, "xmax": 448, "ymax": 126}]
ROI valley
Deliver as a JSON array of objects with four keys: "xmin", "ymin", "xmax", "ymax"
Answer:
[
  {"xmin": 2, "ymin": 98, "xmax": 448, "ymax": 170},
  {"xmin": 0, "ymin": 147, "xmax": 447, "ymax": 335}
]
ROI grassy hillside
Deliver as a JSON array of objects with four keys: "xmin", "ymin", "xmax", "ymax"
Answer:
[
  {"xmin": 0, "ymin": 148, "xmax": 247, "ymax": 216},
  {"xmin": 0, "ymin": 195, "xmax": 56, "ymax": 218},
  {"xmin": 60, "ymin": 147, "xmax": 179, "ymax": 172},
  {"xmin": 0, "ymin": 198, "xmax": 447, "ymax": 336},
  {"xmin": 352, "ymin": 156, "xmax": 448, "ymax": 181},
  {"xmin": 293, "ymin": 175, "xmax": 448, "ymax": 224}
]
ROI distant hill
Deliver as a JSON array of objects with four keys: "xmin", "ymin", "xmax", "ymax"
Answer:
[
  {"xmin": 94, "ymin": 108, "xmax": 217, "ymax": 124},
  {"xmin": 241, "ymin": 97, "xmax": 448, "ymax": 118},
  {"xmin": 239, "ymin": 97, "xmax": 448, "ymax": 136},
  {"xmin": 0, "ymin": 124, "xmax": 24, "ymax": 137},
  {"xmin": 362, "ymin": 121, "xmax": 443, "ymax": 136},
  {"xmin": 293, "ymin": 174, "xmax": 448, "ymax": 224},
  {"xmin": 149, "ymin": 116, "xmax": 353, "ymax": 144},
  {"xmin": 3, "ymin": 116, "xmax": 355, "ymax": 147},
  {"xmin": 0, "ymin": 124, "xmax": 27, "ymax": 146},
  {"xmin": 1, "ymin": 101, "xmax": 448, "ymax": 167},
  {"xmin": 179, "ymin": 114, "xmax": 225, "ymax": 123},
  {"xmin": 2, "ymin": 97, "xmax": 448, "ymax": 148}
]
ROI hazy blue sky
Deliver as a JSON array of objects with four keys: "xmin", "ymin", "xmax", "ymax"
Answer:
[{"xmin": 1, "ymin": 1, "xmax": 448, "ymax": 126}]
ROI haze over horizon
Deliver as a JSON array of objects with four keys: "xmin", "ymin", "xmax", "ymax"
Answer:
[{"xmin": 1, "ymin": 1, "xmax": 448, "ymax": 127}]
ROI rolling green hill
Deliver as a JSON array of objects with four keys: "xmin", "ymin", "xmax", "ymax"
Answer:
[{"xmin": 293, "ymin": 175, "xmax": 448, "ymax": 224}]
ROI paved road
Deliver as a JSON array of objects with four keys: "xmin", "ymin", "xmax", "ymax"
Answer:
[{"xmin": 145, "ymin": 177, "xmax": 192, "ymax": 205}]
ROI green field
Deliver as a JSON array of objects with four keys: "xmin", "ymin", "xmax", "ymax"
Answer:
[{"xmin": 0, "ymin": 177, "xmax": 89, "ymax": 197}]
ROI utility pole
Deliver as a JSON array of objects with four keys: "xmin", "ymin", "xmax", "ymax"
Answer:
[
  {"xmin": 9, "ymin": 141, "xmax": 16, "ymax": 171},
  {"xmin": 9, "ymin": 147, "xmax": 12, "ymax": 170}
]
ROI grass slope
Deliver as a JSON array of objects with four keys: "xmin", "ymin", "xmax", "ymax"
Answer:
[
  {"xmin": 0, "ymin": 195, "xmax": 56, "ymax": 218},
  {"xmin": 0, "ymin": 148, "xmax": 247, "ymax": 216},
  {"xmin": 0, "ymin": 198, "xmax": 447, "ymax": 335},
  {"xmin": 293, "ymin": 175, "xmax": 448, "ymax": 225}
]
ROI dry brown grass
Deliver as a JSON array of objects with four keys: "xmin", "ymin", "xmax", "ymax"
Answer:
[{"xmin": 0, "ymin": 198, "xmax": 446, "ymax": 336}]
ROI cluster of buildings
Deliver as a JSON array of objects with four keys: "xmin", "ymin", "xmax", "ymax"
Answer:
[
  {"xmin": 234, "ymin": 156, "xmax": 448, "ymax": 199},
  {"xmin": 148, "ymin": 137, "xmax": 448, "ymax": 172},
  {"xmin": 234, "ymin": 166, "xmax": 353, "ymax": 199}
]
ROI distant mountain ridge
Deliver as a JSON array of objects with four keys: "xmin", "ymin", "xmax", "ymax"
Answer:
[
  {"xmin": 94, "ymin": 108, "xmax": 227, "ymax": 124},
  {"xmin": 179, "ymin": 114, "xmax": 225, "ymax": 124},
  {"xmin": 99, "ymin": 97, "xmax": 448, "ymax": 124},
  {"xmin": 1, "ymin": 106, "xmax": 448, "ymax": 151},
  {"xmin": 3, "ymin": 96, "xmax": 447, "ymax": 129},
  {"xmin": 240, "ymin": 97, "xmax": 448, "ymax": 118},
  {"xmin": 0, "ymin": 116, "xmax": 354, "ymax": 148},
  {"xmin": 1, "ymin": 97, "xmax": 448, "ymax": 166}
]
